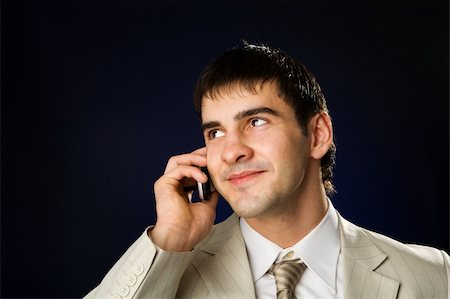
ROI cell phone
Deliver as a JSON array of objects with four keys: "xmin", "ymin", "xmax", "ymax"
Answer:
[
  {"xmin": 197, "ymin": 167, "xmax": 215, "ymax": 201},
  {"xmin": 183, "ymin": 167, "xmax": 215, "ymax": 201}
]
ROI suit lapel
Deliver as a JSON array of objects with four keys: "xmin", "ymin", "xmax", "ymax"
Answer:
[
  {"xmin": 193, "ymin": 214, "xmax": 256, "ymax": 299},
  {"xmin": 191, "ymin": 212, "xmax": 401, "ymax": 298},
  {"xmin": 339, "ymin": 214, "xmax": 400, "ymax": 299}
]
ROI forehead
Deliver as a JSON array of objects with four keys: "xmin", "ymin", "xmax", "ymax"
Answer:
[{"xmin": 201, "ymin": 81, "xmax": 291, "ymax": 121}]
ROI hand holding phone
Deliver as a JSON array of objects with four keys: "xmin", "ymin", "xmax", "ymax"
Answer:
[{"xmin": 151, "ymin": 147, "xmax": 218, "ymax": 252}]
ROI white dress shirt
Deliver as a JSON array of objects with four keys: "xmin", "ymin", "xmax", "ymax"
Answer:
[{"xmin": 240, "ymin": 200, "xmax": 344, "ymax": 299}]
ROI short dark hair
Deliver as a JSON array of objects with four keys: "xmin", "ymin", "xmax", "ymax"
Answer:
[{"xmin": 193, "ymin": 42, "xmax": 336, "ymax": 194}]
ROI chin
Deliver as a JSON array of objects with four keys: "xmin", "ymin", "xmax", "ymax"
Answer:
[{"xmin": 228, "ymin": 194, "xmax": 275, "ymax": 219}]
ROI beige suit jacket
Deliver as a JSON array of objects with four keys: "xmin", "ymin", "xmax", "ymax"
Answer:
[{"xmin": 86, "ymin": 213, "xmax": 450, "ymax": 298}]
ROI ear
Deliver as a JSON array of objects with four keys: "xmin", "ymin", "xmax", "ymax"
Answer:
[{"xmin": 309, "ymin": 112, "xmax": 333, "ymax": 160}]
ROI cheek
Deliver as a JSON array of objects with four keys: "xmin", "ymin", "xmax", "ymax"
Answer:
[
  {"xmin": 262, "ymin": 131, "xmax": 308, "ymax": 171},
  {"xmin": 206, "ymin": 144, "xmax": 222, "ymax": 174},
  {"xmin": 254, "ymin": 131, "xmax": 298, "ymax": 158}
]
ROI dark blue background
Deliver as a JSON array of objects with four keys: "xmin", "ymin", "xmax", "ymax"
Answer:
[{"xmin": 2, "ymin": 2, "xmax": 448, "ymax": 298}]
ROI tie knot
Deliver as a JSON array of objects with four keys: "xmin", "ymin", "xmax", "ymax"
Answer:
[{"xmin": 269, "ymin": 259, "xmax": 307, "ymax": 299}]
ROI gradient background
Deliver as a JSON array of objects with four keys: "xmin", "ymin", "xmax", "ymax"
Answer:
[{"xmin": 2, "ymin": 2, "xmax": 449, "ymax": 298}]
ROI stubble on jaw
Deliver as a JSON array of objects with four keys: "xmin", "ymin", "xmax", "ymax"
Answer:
[{"xmin": 230, "ymin": 187, "xmax": 299, "ymax": 220}]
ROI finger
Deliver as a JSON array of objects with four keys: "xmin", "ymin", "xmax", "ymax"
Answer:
[
  {"xmin": 191, "ymin": 147, "xmax": 207, "ymax": 156},
  {"xmin": 165, "ymin": 151, "xmax": 207, "ymax": 174},
  {"xmin": 181, "ymin": 177, "xmax": 198, "ymax": 193},
  {"xmin": 165, "ymin": 147, "xmax": 207, "ymax": 172},
  {"xmin": 164, "ymin": 165, "xmax": 208, "ymax": 184}
]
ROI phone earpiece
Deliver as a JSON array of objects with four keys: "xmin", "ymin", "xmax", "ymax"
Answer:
[{"xmin": 198, "ymin": 167, "xmax": 214, "ymax": 201}]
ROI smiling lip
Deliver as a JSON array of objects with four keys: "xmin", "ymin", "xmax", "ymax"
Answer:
[{"xmin": 227, "ymin": 170, "xmax": 265, "ymax": 185}]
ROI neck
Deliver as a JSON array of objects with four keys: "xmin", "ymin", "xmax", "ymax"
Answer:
[{"xmin": 244, "ymin": 175, "xmax": 329, "ymax": 248}]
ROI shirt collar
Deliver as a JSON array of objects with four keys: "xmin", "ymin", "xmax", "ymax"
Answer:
[{"xmin": 240, "ymin": 199, "xmax": 341, "ymax": 293}]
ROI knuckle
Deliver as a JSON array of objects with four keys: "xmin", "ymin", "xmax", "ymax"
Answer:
[
  {"xmin": 167, "ymin": 156, "xmax": 176, "ymax": 165},
  {"xmin": 154, "ymin": 178, "xmax": 163, "ymax": 189}
]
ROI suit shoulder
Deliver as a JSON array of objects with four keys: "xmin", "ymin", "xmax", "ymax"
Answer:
[{"xmin": 362, "ymin": 226, "xmax": 449, "ymax": 268}]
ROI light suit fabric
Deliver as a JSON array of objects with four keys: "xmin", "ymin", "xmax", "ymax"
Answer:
[{"xmin": 85, "ymin": 213, "xmax": 450, "ymax": 299}]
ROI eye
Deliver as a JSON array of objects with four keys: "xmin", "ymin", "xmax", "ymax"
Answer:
[
  {"xmin": 208, "ymin": 129, "xmax": 225, "ymax": 140},
  {"xmin": 250, "ymin": 118, "xmax": 267, "ymax": 127}
]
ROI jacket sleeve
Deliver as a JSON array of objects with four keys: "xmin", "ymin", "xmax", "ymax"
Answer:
[
  {"xmin": 84, "ymin": 229, "xmax": 196, "ymax": 299},
  {"xmin": 442, "ymin": 250, "xmax": 450, "ymax": 299}
]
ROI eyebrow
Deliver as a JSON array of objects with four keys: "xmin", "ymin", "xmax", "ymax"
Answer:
[
  {"xmin": 201, "ymin": 107, "xmax": 280, "ymax": 133},
  {"xmin": 234, "ymin": 107, "xmax": 280, "ymax": 121}
]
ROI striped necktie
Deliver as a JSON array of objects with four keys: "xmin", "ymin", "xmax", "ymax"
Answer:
[{"xmin": 269, "ymin": 258, "xmax": 307, "ymax": 299}]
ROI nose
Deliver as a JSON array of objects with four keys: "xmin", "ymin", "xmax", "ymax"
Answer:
[{"xmin": 220, "ymin": 134, "xmax": 254, "ymax": 165}]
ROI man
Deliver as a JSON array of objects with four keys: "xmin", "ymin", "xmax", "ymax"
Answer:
[{"xmin": 85, "ymin": 43, "xmax": 449, "ymax": 298}]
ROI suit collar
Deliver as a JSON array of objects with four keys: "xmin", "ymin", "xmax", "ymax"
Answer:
[
  {"xmin": 339, "ymin": 214, "xmax": 388, "ymax": 270},
  {"xmin": 339, "ymin": 213, "xmax": 400, "ymax": 298},
  {"xmin": 200, "ymin": 213, "xmax": 240, "ymax": 254},
  {"xmin": 192, "ymin": 212, "xmax": 401, "ymax": 299},
  {"xmin": 193, "ymin": 214, "xmax": 256, "ymax": 299},
  {"xmin": 240, "ymin": 200, "xmax": 341, "ymax": 294}
]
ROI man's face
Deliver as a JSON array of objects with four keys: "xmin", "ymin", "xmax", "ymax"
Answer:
[{"xmin": 201, "ymin": 81, "xmax": 313, "ymax": 219}]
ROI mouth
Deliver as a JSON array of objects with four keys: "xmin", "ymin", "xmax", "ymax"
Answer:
[{"xmin": 227, "ymin": 170, "xmax": 265, "ymax": 186}]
